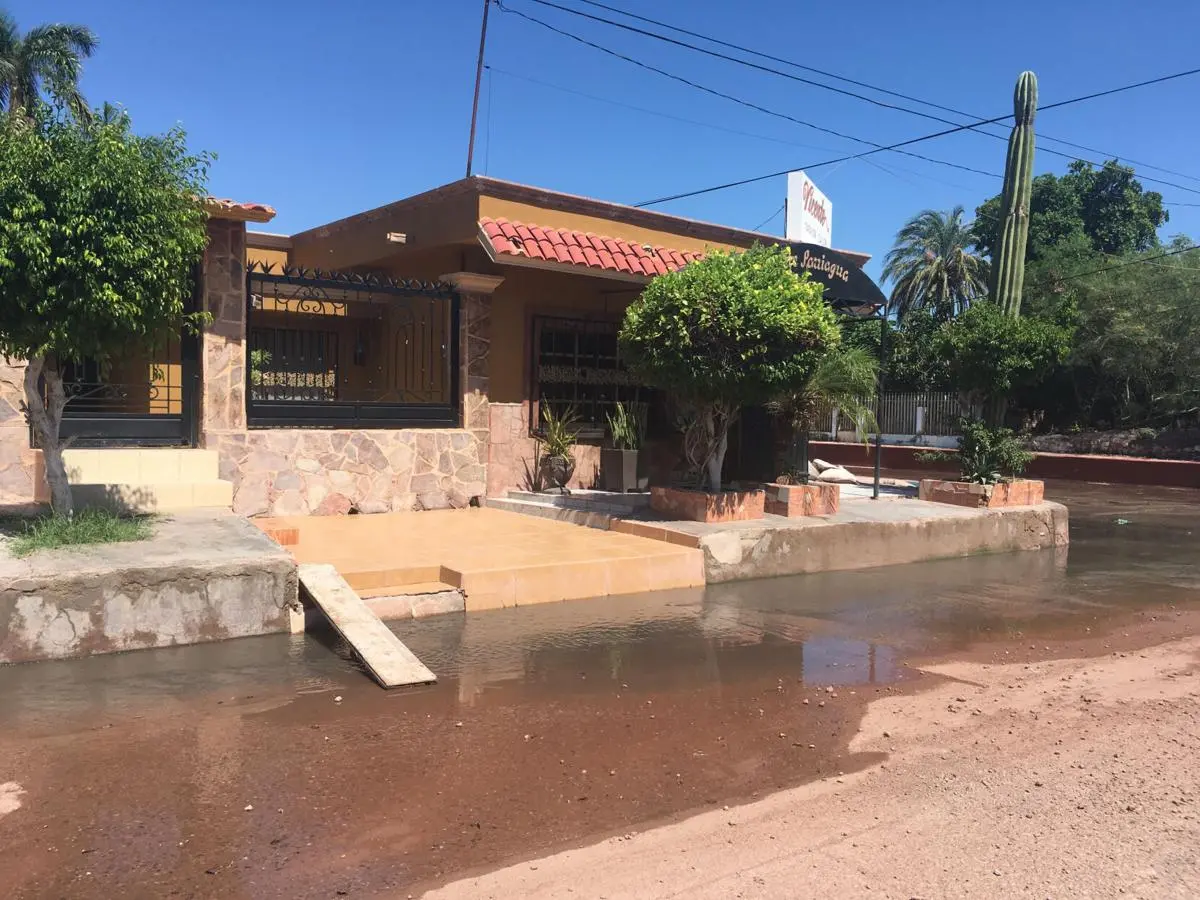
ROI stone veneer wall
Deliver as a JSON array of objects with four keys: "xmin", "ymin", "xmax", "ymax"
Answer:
[
  {"xmin": 0, "ymin": 358, "xmax": 35, "ymax": 508},
  {"xmin": 200, "ymin": 219, "xmax": 248, "ymax": 440},
  {"xmin": 213, "ymin": 429, "xmax": 487, "ymax": 517},
  {"xmin": 487, "ymin": 401, "xmax": 600, "ymax": 497}
]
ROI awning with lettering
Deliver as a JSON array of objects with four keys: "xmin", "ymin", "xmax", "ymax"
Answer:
[{"xmin": 791, "ymin": 242, "xmax": 887, "ymax": 318}]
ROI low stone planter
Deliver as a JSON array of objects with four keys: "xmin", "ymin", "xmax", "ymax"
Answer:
[
  {"xmin": 764, "ymin": 482, "xmax": 840, "ymax": 517},
  {"xmin": 919, "ymin": 478, "xmax": 1045, "ymax": 508},
  {"xmin": 650, "ymin": 485, "xmax": 764, "ymax": 523}
]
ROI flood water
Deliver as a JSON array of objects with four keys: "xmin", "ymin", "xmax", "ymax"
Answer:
[{"xmin": 0, "ymin": 480, "xmax": 1196, "ymax": 898}]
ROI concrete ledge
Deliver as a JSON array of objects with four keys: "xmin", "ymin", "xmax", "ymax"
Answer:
[
  {"xmin": 696, "ymin": 501, "xmax": 1069, "ymax": 583},
  {"xmin": 0, "ymin": 513, "xmax": 298, "ymax": 664}
]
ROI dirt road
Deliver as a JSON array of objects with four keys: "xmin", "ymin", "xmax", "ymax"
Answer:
[{"xmin": 428, "ymin": 628, "xmax": 1200, "ymax": 899}]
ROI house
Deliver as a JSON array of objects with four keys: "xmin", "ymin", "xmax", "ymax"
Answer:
[{"xmin": 0, "ymin": 176, "xmax": 877, "ymax": 517}]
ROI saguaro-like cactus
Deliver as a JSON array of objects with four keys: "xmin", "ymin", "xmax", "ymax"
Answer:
[{"xmin": 989, "ymin": 71, "xmax": 1038, "ymax": 318}]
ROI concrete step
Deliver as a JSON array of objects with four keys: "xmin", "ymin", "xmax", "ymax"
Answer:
[
  {"xmin": 485, "ymin": 497, "xmax": 616, "ymax": 530},
  {"xmin": 37, "ymin": 448, "xmax": 222, "ymax": 484},
  {"xmin": 71, "ymin": 480, "xmax": 233, "ymax": 514},
  {"xmin": 506, "ymin": 489, "xmax": 651, "ymax": 514}
]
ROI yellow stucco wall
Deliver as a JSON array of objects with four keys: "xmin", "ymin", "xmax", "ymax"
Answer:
[
  {"xmin": 247, "ymin": 245, "xmax": 290, "ymax": 269},
  {"xmin": 479, "ymin": 196, "xmax": 747, "ymax": 257}
]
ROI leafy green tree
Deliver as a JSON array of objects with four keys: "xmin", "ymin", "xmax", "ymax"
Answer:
[
  {"xmin": 881, "ymin": 206, "xmax": 989, "ymax": 321},
  {"xmin": 1018, "ymin": 240, "xmax": 1200, "ymax": 428},
  {"xmin": 842, "ymin": 308, "xmax": 951, "ymax": 392},
  {"xmin": 973, "ymin": 160, "xmax": 1167, "ymax": 262},
  {"xmin": 0, "ymin": 106, "xmax": 210, "ymax": 514},
  {"xmin": 932, "ymin": 300, "xmax": 1073, "ymax": 421},
  {"xmin": 620, "ymin": 244, "xmax": 838, "ymax": 492},
  {"xmin": 0, "ymin": 11, "xmax": 97, "ymax": 119}
]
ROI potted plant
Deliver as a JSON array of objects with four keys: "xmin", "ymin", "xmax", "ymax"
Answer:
[
  {"xmin": 917, "ymin": 418, "xmax": 1044, "ymax": 507},
  {"xmin": 765, "ymin": 346, "xmax": 878, "ymax": 517},
  {"xmin": 601, "ymin": 402, "xmax": 647, "ymax": 492},
  {"xmin": 619, "ymin": 245, "xmax": 840, "ymax": 523},
  {"xmin": 537, "ymin": 404, "xmax": 579, "ymax": 493}
]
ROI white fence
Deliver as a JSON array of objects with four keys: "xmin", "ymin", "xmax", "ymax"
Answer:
[{"xmin": 819, "ymin": 392, "xmax": 966, "ymax": 443}]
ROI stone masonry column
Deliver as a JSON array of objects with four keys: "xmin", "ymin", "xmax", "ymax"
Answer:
[
  {"xmin": 441, "ymin": 272, "xmax": 503, "ymax": 488},
  {"xmin": 0, "ymin": 357, "xmax": 36, "ymax": 507},
  {"xmin": 200, "ymin": 220, "xmax": 249, "ymax": 449}
]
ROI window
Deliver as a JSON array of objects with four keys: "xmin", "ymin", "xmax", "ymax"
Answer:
[{"xmin": 531, "ymin": 316, "xmax": 652, "ymax": 434}]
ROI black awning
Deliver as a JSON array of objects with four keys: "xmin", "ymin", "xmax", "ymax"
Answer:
[{"xmin": 791, "ymin": 243, "xmax": 887, "ymax": 318}]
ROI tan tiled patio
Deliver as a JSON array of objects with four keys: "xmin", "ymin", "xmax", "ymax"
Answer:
[{"xmin": 255, "ymin": 508, "xmax": 704, "ymax": 611}]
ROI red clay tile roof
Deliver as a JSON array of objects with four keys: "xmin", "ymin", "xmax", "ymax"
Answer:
[
  {"xmin": 204, "ymin": 197, "xmax": 277, "ymax": 223},
  {"xmin": 479, "ymin": 217, "xmax": 703, "ymax": 278}
]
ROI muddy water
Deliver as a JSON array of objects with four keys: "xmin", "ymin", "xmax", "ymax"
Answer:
[{"xmin": 0, "ymin": 481, "xmax": 1195, "ymax": 898}]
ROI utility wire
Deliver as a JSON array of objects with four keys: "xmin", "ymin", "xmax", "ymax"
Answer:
[
  {"xmin": 1029, "ymin": 243, "xmax": 1199, "ymax": 288},
  {"xmin": 632, "ymin": 71, "xmax": 1200, "ymax": 207},
  {"xmin": 498, "ymin": 2, "xmax": 1001, "ymax": 180},
  {"xmin": 514, "ymin": 0, "xmax": 1200, "ymax": 198},
  {"xmin": 751, "ymin": 203, "xmax": 785, "ymax": 232},
  {"xmin": 568, "ymin": 0, "xmax": 1200, "ymax": 187},
  {"xmin": 501, "ymin": 0, "xmax": 1200, "ymax": 203},
  {"xmin": 485, "ymin": 65, "xmax": 839, "ymax": 154}
]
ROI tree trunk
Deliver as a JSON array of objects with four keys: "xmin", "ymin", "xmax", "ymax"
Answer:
[
  {"xmin": 706, "ymin": 427, "xmax": 727, "ymax": 493},
  {"xmin": 23, "ymin": 356, "xmax": 74, "ymax": 516}
]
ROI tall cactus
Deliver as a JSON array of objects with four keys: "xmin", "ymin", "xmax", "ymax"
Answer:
[{"xmin": 989, "ymin": 71, "xmax": 1038, "ymax": 318}]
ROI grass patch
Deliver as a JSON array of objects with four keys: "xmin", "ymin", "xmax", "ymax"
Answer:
[{"xmin": 4, "ymin": 508, "xmax": 153, "ymax": 558}]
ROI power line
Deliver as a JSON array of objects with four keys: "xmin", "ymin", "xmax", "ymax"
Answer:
[
  {"xmin": 567, "ymin": 0, "xmax": 1200, "ymax": 187},
  {"xmin": 485, "ymin": 65, "xmax": 839, "ymax": 155},
  {"xmin": 501, "ymin": 0, "xmax": 1200, "ymax": 202},
  {"xmin": 632, "ymin": 70, "xmax": 1200, "ymax": 207},
  {"xmin": 1030, "ymin": 243, "xmax": 1199, "ymax": 288},
  {"xmin": 751, "ymin": 203, "xmax": 785, "ymax": 232},
  {"xmin": 498, "ymin": 2, "xmax": 1001, "ymax": 180}
]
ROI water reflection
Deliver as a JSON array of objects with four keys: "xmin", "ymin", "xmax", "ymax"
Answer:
[{"xmin": 0, "ymin": 481, "xmax": 1195, "ymax": 730}]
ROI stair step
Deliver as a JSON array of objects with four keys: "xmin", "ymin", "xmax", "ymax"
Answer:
[
  {"xmin": 38, "ymin": 449, "xmax": 221, "ymax": 484},
  {"xmin": 358, "ymin": 581, "xmax": 458, "ymax": 599},
  {"xmin": 70, "ymin": 480, "xmax": 233, "ymax": 514}
]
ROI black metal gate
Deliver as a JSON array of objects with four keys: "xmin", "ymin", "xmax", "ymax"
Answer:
[
  {"xmin": 51, "ymin": 268, "xmax": 201, "ymax": 447},
  {"xmin": 246, "ymin": 263, "xmax": 460, "ymax": 429}
]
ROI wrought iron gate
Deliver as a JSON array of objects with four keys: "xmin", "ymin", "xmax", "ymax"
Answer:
[
  {"xmin": 246, "ymin": 263, "xmax": 460, "ymax": 428},
  {"xmin": 51, "ymin": 267, "xmax": 201, "ymax": 447}
]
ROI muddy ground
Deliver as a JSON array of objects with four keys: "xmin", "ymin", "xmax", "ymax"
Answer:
[{"xmin": 0, "ymin": 481, "xmax": 1196, "ymax": 898}]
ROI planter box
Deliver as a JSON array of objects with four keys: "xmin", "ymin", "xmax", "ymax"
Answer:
[
  {"xmin": 918, "ymin": 478, "xmax": 1045, "ymax": 508},
  {"xmin": 764, "ymin": 482, "xmax": 840, "ymax": 517},
  {"xmin": 650, "ymin": 485, "xmax": 765, "ymax": 523},
  {"xmin": 600, "ymin": 448, "xmax": 648, "ymax": 493}
]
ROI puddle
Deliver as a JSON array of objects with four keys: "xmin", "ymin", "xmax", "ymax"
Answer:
[{"xmin": 0, "ymin": 480, "xmax": 1196, "ymax": 898}]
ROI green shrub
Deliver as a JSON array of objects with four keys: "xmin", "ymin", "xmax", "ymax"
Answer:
[
  {"xmin": 540, "ymin": 404, "xmax": 579, "ymax": 459},
  {"xmin": 606, "ymin": 402, "xmax": 643, "ymax": 451},
  {"xmin": 920, "ymin": 418, "xmax": 1034, "ymax": 484}
]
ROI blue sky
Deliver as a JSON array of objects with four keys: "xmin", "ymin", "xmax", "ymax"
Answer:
[{"xmin": 13, "ymin": 0, "xmax": 1200, "ymax": 281}]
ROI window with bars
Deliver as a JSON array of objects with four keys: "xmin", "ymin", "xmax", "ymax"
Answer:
[{"xmin": 531, "ymin": 316, "xmax": 652, "ymax": 434}]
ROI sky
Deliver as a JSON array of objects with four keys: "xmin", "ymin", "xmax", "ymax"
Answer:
[{"xmin": 13, "ymin": 0, "xmax": 1200, "ymax": 282}]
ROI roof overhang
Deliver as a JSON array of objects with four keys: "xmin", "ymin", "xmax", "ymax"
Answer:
[{"xmin": 204, "ymin": 198, "xmax": 277, "ymax": 223}]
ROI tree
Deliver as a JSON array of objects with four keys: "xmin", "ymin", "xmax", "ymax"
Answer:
[
  {"xmin": 1018, "ymin": 239, "xmax": 1200, "ymax": 428},
  {"xmin": 932, "ymin": 300, "xmax": 1073, "ymax": 421},
  {"xmin": 843, "ymin": 308, "xmax": 951, "ymax": 392},
  {"xmin": 0, "ymin": 106, "xmax": 210, "ymax": 514},
  {"xmin": 768, "ymin": 345, "xmax": 878, "ymax": 480},
  {"xmin": 619, "ymin": 244, "xmax": 839, "ymax": 492},
  {"xmin": 973, "ymin": 160, "xmax": 1167, "ymax": 263},
  {"xmin": 0, "ymin": 11, "xmax": 97, "ymax": 119},
  {"xmin": 881, "ymin": 206, "xmax": 989, "ymax": 321}
]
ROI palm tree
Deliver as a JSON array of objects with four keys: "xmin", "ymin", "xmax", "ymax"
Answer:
[
  {"xmin": 769, "ymin": 346, "xmax": 879, "ymax": 482},
  {"xmin": 882, "ymin": 206, "xmax": 989, "ymax": 321},
  {"xmin": 0, "ymin": 11, "xmax": 97, "ymax": 120}
]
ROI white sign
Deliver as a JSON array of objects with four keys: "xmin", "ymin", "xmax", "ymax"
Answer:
[{"xmin": 785, "ymin": 170, "xmax": 833, "ymax": 248}]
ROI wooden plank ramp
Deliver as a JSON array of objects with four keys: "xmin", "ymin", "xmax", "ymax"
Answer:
[{"xmin": 299, "ymin": 563, "xmax": 436, "ymax": 689}]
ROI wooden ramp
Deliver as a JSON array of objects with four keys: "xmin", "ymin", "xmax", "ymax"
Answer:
[{"xmin": 299, "ymin": 563, "xmax": 436, "ymax": 689}]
